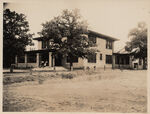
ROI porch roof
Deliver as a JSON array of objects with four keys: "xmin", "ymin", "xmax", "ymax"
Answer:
[
  {"xmin": 25, "ymin": 49, "xmax": 54, "ymax": 53},
  {"xmin": 113, "ymin": 47, "xmax": 132, "ymax": 55}
]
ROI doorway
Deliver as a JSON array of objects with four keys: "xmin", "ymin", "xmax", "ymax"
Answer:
[{"xmin": 55, "ymin": 54, "xmax": 62, "ymax": 66}]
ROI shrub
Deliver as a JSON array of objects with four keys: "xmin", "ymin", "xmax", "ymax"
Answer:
[{"xmin": 61, "ymin": 73, "xmax": 76, "ymax": 79}]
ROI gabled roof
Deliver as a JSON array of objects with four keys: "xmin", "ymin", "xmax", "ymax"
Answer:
[
  {"xmin": 88, "ymin": 30, "xmax": 119, "ymax": 41},
  {"xmin": 33, "ymin": 30, "xmax": 119, "ymax": 41}
]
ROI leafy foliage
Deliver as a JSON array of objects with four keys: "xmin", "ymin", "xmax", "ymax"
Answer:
[
  {"xmin": 39, "ymin": 9, "xmax": 98, "ymax": 69},
  {"xmin": 125, "ymin": 22, "xmax": 147, "ymax": 58},
  {"xmin": 3, "ymin": 9, "xmax": 34, "ymax": 67},
  {"xmin": 125, "ymin": 22, "xmax": 147, "ymax": 69}
]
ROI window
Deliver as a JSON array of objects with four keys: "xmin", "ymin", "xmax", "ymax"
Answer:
[
  {"xmin": 88, "ymin": 34, "xmax": 96, "ymax": 44},
  {"xmin": 27, "ymin": 53, "xmax": 36, "ymax": 63},
  {"xmin": 106, "ymin": 55, "xmax": 112, "ymax": 64},
  {"xmin": 106, "ymin": 40, "xmax": 112, "ymax": 49},
  {"xmin": 88, "ymin": 53, "xmax": 96, "ymax": 63},
  {"xmin": 18, "ymin": 55, "xmax": 25, "ymax": 63},
  {"xmin": 67, "ymin": 56, "xmax": 78, "ymax": 63},
  {"xmin": 100, "ymin": 54, "xmax": 102, "ymax": 60},
  {"xmin": 42, "ymin": 40, "xmax": 49, "ymax": 49}
]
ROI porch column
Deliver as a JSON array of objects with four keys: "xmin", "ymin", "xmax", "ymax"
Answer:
[
  {"xmin": 25, "ymin": 53, "xmax": 27, "ymax": 67},
  {"xmin": 15, "ymin": 55, "xmax": 18, "ymax": 64},
  {"xmin": 119, "ymin": 56, "xmax": 121, "ymax": 69},
  {"xmin": 15, "ymin": 55, "xmax": 18, "ymax": 67},
  {"xmin": 49, "ymin": 52, "xmax": 52, "ymax": 67},
  {"xmin": 112, "ymin": 55, "xmax": 115, "ymax": 69},
  {"xmin": 36, "ymin": 53, "xmax": 39, "ymax": 67},
  {"xmin": 129, "ymin": 55, "xmax": 132, "ymax": 69},
  {"xmin": 52, "ymin": 55, "xmax": 55, "ymax": 67}
]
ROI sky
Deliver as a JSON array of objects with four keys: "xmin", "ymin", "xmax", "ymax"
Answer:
[{"xmin": 4, "ymin": 0, "xmax": 150, "ymax": 51}]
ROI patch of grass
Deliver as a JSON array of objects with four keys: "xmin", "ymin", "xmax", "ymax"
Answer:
[{"xmin": 3, "ymin": 76, "xmax": 36, "ymax": 85}]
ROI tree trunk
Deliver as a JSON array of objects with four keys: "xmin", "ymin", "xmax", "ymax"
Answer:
[{"xmin": 69, "ymin": 62, "xmax": 73, "ymax": 71}]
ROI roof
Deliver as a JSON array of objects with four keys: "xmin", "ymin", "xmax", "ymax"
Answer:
[
  {"xmin": 25, "ymin": 48, "xmax": 54, "ymax": 53},
  {"xmin": 131, "ymin": 47, "xmax": 140, "ymax": 53},
  {"xmin": 114, "ymin": 47, "xmax": 131, "ymax": 55},
  {"xmin": 33, "ymin": 30, "xmax": 119, "ymax": 41},
  {"xmin": 33, "ymin": 37, "xmax": 44, "ymax": 41},
  {"xmin": 114, "ymin": 47, "xmax": 140, "ymax": 55},
  {"xmin": 88, "ymin": 30, "xmax": 119, "ymax": 41}
]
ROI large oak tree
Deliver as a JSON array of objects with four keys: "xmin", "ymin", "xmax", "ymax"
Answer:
[
  {"xmin": 39, "ymin": 9, "xmax": 97, "ymax": 70},
  {"xmin": 3, "ymin": 9, "xmax": 33, "ymax": 68}
]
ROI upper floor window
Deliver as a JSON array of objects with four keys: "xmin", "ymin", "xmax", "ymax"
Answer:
[
  {"xmin": 88, "ymin": 34, "xmax": 96, "ymax": 44},
  {"xmin": 106, "ymin": 40, "xmax": 112, "ymax": 49},
  {"xmin": 42, "ymin": 40, "xmax": 49, "ymax": 49},
  {"xmin": 88, "ymin": 53, "xmax": 96, "ymax": 63}
]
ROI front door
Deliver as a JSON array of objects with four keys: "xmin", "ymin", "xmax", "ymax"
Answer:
[
  {"xmin": 40, "ymin": 52, "xmax": 49, "ymax": 67},
  {"xmin": 55, "ymin": 54, "xmax": 62, "ymax": 66}
]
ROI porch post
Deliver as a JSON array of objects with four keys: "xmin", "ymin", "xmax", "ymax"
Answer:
[
  {"xmin": 52, "ymin": 54, "xmax": 56, "ymax": 70},
  {"xmin": 53, "ymin": 55, "xmax": 55, "ymax": 67},
  {"xmin": 25, "ymin": 53, "xmax": 27, "ymax": 67},
  {"xmin": 119, "ymin": 56, "xmax": 121, "ymax": 69},
  {"xmin": 15, "ymin": 55, "xmax": 18, "ymax": 64},
  {"xmin": 15, "ymin": 55, "xmax": 18, "ymax": 67},
  {"xmin": 36, "ymin": 53, "xmax": 39, "ymax": 67},
  {"xmin": 49, "ymin": 52, "xmax": 52, "ymax": 67},
  {"xmin": 112, "ymin": 55, "xmax": 115, "ymax": 69},
  {"xmin": 129, "ymin": 55, "xmax": 132, "ymax": 69}
]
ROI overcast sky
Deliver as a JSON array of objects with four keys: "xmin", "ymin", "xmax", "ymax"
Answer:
[{"xmin": 4, "ymin": 0, "xmax": 150, "ymax": 51}]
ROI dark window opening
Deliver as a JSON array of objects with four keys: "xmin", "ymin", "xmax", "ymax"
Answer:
[
  {"xmin": 100, "ymin": 54, "xmax": 102, "ymax": 60},
  {"xmin": 88, "ymin": 53, "xmax": 96, "ymax": 63},
  {"xmin": 106, "ymin": 55, "xmax": 112, "ymax": 64},
  {"xmin": 106, "ymin": 40, "xmax": 112, "ymax": 49},
  {"xmin": 27, "ymin": 53, "xmax": 36, "ymax": 63},
  {"xmin": 42, "ymin": 40, "xmax": 49, "ymax": 49},
  {"xmin": 88, "ymin": 34, "xmax": 96, "ymax": 44},
  {"xmin": 18, "ymin": 55, "xmax": 25, "ymax": 63}
]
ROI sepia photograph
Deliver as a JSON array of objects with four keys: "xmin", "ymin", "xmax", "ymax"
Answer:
[{"xmin": 2, "ymin": 0, "xmax": 149, "ymax": 112}]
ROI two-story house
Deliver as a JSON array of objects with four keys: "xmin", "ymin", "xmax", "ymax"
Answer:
[{"xmin": 15, "ymin": 30, "xmax": 118, "ymax": 69}]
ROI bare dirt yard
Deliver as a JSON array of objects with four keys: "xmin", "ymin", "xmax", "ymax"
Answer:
[{"xmin": 3, "ymin": 69, "xmax": 147, "ymax": 112}]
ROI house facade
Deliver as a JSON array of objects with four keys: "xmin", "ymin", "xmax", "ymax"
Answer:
[{"xmin": 15, "ymin": 30, "xmax": 118, "ymax": 69}]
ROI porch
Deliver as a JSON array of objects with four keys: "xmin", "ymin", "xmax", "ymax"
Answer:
[{"xmin": 15, "ymin": 49, "xmax": 62, "ymax": 68}]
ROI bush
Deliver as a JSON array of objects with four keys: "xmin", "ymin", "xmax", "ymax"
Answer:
[
  {"xmin": 61, "ymin": 73, "xmax": 76, "ymax": 79},
  {"xmin": 3, "ymin": 76, "xmax": 36, "ymax": 85}
]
